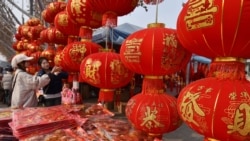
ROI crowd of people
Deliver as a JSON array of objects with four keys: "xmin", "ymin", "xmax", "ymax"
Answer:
[{"xmin": 0, "ymin": 53, "xmax": 69, "ymax": 109}]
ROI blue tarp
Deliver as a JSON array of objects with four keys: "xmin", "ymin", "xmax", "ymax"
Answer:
[{"xmin": 92, "ymin": 23, "xmax": 143, "ymax": 45}]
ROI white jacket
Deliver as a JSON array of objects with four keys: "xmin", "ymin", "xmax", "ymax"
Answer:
[{"xmin": 11, "ymin": 69, "xmax": 50, "ymax": 108}]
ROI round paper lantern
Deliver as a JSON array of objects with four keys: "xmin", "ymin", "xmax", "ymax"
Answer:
[
  {"xmin": 54, "ymin": 10, "xmax": 80, "ymax": 36},
  {"xmin": 62, "ymin": 40, "xmax": 102, "ymax": 72},
  {"xmin": 120, "ymin": 23, "xmax": 191, "ymax": 76},
  {"xmin": 126, "ymin": 76, "xmax": 182, "ymax": 138},
  {"xmin": 80, "ymin": 51, "xmax": 134, "ymax": 102},
  {"xmin": 177, "ymin": 0, "xmax": 250, "ymax": 58},
  {"xmin": 66, "ymin": 0, "xmax": 102, "ymax": 28},
  {"xmin": 88, "ymin": 0, "xmax": 139, "ymax": 26},
  {"xmin": 177, "ymin": 59, "xmax": 250, "ymax": 141}
]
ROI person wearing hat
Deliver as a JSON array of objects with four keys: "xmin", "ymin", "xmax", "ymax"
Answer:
[
  {"xmin": 11, "ymin": 53, "xmax": 51, "ymax": 108},
  {"xmin": 1, "ymin": 67, "xmax": 14, "ymax": 106}
]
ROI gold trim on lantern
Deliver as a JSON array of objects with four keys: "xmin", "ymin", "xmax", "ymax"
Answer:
[
  {"xmin": 213, "ymin": 57, "xmax": 245, "ymax": 63},
  {"xmin": 147, "ymin": 23, "xmax": 165, "ymax": 28},
  {"xmin": 148, "ymin": 133, "xmax": 161, "ymax": 137},
  {"xmin": 144, "ymin": 75, "xmax": 163, "ymax": 79},
  {"xmin": 205, "ymin": 137, "xmax": 220, "ymax": 141},
  {"xmin": 100, "ymin": 89, "xmax": 115, "ymax": 92},
  {"xmin": 81, "ymin": 38, "xmax": 91, "ymax": 42}
]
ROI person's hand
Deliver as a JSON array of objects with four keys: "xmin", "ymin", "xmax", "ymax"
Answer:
[{"xmin": 51, "ymin": 66, "xmax": 61, "ymax": 74}]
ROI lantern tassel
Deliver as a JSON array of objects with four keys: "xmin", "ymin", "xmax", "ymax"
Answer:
[
  {"xmin": 98, "ymin": 89, "xmax": 115, "ymax": 102},
  {"xmin": 142, "ymin": 76, "xmax": 165, "ymax": 94},
  {"xmin": 208, "ymin": 58, "xmax": 246, "ymax": 80}
]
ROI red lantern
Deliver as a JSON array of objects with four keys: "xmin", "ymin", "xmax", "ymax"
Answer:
[
  {"xmin": 54, "ymin": 10, "xmax": 80, "ymax": 36},
  {"xmin": 126, "ymin": 76, "xmax": 182, "ymax": 138},
  {"xmin": 28, "ymin": 25, "xmax": 45, "ymax": 40},
  {"xmin": 42, "ymin": 1, "xmax": 66, "ymax": 24},
  {"xmin": 66, "ymin": 0, "xmax": 102, "ymax": 28},
  {"xmin": 177, "ymin": 0, "xmax": 250, "ymax": 59},
  {"xmin": 62, "ymin": 40, "xmax": 102, "ymax": 72},
  {"xmin": 46, "ymin": 26, "xmax": 68, "ymax": 45},
  {"xmin": 41, "ymin": 44, "xmax": 56, "ymax": 66},
  {"xmin": 26, "ymin": 18, "xmax": 41, "ymax": 26},
  {"xmin": 178, "ymin": 59, "xmax": 250, "ymax": 141},
  {"xmin": 26, "ymin": 40, "xmax": 42, "ymax": 53},
  {"xmin": 88, "ymin": 0, "xmax": 139, "ymax": 26},
  {"xmin": 120, "ymin": 23, "xmax": 191, "ymax": 76},
  {"xmin": 80, "ymin": 51, "xmax": 134, "ymax": 102},
  {"xmin": 30, "ymin": 51, "xmax": 42, "ymax": 64}
]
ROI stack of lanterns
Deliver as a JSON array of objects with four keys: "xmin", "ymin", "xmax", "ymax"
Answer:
[
  {"xmin": 120, "ymin": 22, "xmax": 191, "ymax": 139},
  {"xmin": 176, "ymin": 0, "xmax": 250, "ymax": 141},
  {"xmin": 12, "ymin": 18, "xmax": 45, "ymax": 74}
]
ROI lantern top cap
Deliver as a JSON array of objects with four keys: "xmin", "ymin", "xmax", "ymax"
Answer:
[{"xmin": 147, "ymin": 23, "xmax": 165, "ymax": 28}]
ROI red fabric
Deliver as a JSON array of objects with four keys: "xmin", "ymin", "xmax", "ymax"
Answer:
[
  {"xmin": 98, "ymin": 89, "xmax": 115, "ymax": 102},
  {"xmin": 177, "ymin": 0, "xmax": 250, "ymax": 58},
  {"xmin": 120, "ymin": 25, "xmax": 191, "ymax": 75}
]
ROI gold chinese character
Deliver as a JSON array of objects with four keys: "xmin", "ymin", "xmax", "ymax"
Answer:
[
  {"xmin": 184, "ymin": 0, "xmax": 218, "ymax": 30},
  {"xmin": 141, "ymin": 106, "xmax": 164, "ymax": 129},
  {"xmin": 227, "ymin": 103, "xmax": 250, "ymax": 136},
  {"xmin": 180, "ymin": 91, "xmax": 205, "ymax": 126},
  {"xmin": 84, "ymin": 58, "xmax": 101, "ymax": 84}
]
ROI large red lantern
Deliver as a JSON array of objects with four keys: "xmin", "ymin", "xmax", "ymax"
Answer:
[
  {"xmin": 176, "ymin": 1, "xmax": 250, "ymax": 141},
  {"xmin": 126, "ymin": 76, "xmax": 182, "ymax": 138},
  {"xmin": 120, "ymin": 23, "xmax": 191, "ymax": 75},
  {"xmin": 80, "ymin": 51, "xmax": 134, "ymax": 102},
  {"xmin": 54, "ymin": 10, "xmax": 80, "ymax": 36},
  {"xmin": 62, "ymin": 40, "xmax": 102, "ymax": 72},
  {"xmin": 177, "ymin": 59, "xmax": 250, "ymax": 141},
  {"xmin": 87, "ymin": 0, "xmax": 139, "ymax": 26},
  {"xmin": 120, "ymin": 23, "xmax": 190, "ymax": 139},
  {"xmin": 177, "ymin": 0, "xmax": 250, "ymax": 59}
]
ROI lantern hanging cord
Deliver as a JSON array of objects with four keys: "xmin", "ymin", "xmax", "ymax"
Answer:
[{"xmin": 155, "ymin": 0, "xmax": 159, "ymax": 23}]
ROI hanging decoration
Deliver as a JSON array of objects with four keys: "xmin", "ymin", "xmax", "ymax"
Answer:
[
  {"xmin": 80, "ymin": 50, "xmax": 134, "ymax": 102},
  {"xmin": 177, "ymin": 0, "xmax": 250, "ymax": 140},
  {"xmin": 120, "ymin": 23, "xmax": 191, "ymax": 139}
]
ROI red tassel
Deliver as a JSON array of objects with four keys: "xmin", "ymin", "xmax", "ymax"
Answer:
[
  {"xmin": 208, "ymin": 58, "xmax": 245, "ymax": 80},
  {"xmin": 98, "ymin": 89, "xmax": 115, "ymax": 102},
  {"xmin": 142, "ymin": 76, "xmax": 165, "ymax": 94}
]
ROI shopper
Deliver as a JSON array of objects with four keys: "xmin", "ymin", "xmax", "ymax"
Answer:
[
  {"xmin": 1, "ymin": 67, "xmax": 14, "ymax": 106},
  {"xmin": 36, "ymin": 57, "xmax": 68, "ymax": 107},
  {"xmin": 11, "ymin": 54, "xmax": 51, "ymax": 108}
]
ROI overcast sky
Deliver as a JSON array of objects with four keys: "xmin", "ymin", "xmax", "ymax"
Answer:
[{"xmin": 118, "ymin": 0, "xmax": 187, "ymax": 29}]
